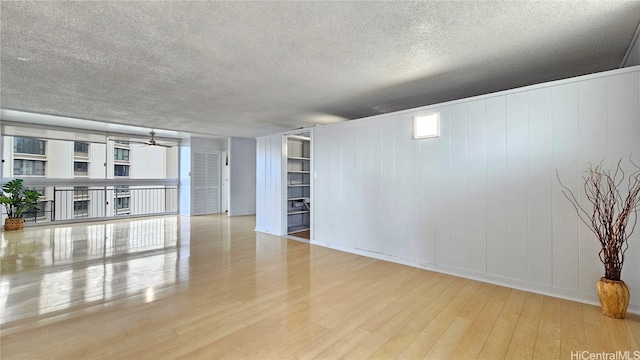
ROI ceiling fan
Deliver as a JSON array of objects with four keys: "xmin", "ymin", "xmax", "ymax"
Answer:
[{"xmin": 110, "ymin": 131, "xmax": 177, "ymax": 148}]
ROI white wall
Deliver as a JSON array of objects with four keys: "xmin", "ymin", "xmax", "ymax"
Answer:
[
  {"xmin": 88, "ymin": 143, "xmax": 106, "ymax": 179},
  {"xmin": 48, "ymin": 140, "xmax": 74, "ymax": 178},
  {"xmin": 179, "ymin": 144, "xmax": 191, "ymax": 216},
  {"xmin": 129, "ymin": 144, "xmax": 170, "ymax": 179},
  {"xmin": 229, "ymin": 137, "xmax": 256, "ymax": 216},
  {"xmin": 255, "ymin": 134, "xmax": 283, "ymax": 234},
  {"xmin": 191, "ymin": 137, "xmax": 223, "ymax": 150},
  {"xmin": 623, "ymin": 26, "xmax": 640, "ymax": 67},
  {"xmin": 297, "ymin": 66, "xmax": 640, "ymax": 312}
]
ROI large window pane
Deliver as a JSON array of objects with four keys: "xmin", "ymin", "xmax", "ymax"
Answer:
[
  {"xmin": 114, "ymin": 164, "xmax": 129, "ymax": 177},
  {"xmin": 73, "ymin": 200, "xmax": 90, "ymax": 218},
  {"xmin": 114, "ymin": 148, "xmax": 129, "ymax": 161},
  {"xmin": 74, "ymin": 186, "xmax": 89, "ymax": 198},
  {"xmin": 115, "ymin": 197, "xmax": 130, "ymax": 209},
  {"xmin": 115, "ymin": 185, "xmax": 130, "ymax": 194},
  {"xmin": 74, "ymin": 142, "xmax": 89, "ymax": 154},
  {"xmin": 74, "ymin": 161, "xmax": 88, "ymax": 176},
  {"xmin": 74, "ymin": 200, "xmax": 89, "ymax": 211},
  {"xmin": 14, "ymin": 159, "xmax": 46, "ymax": 176},
  {"xmin": 14, "ymin": 137, "xmax": 46, "ymax": 155}
]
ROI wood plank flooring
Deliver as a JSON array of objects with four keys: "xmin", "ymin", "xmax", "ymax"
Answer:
[{"xmin": 1, "ymin": 214, "xmax": 639, "ymax": 359}]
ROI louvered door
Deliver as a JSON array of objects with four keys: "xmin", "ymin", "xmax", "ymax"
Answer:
[{"xmin": 192, "ymin": 150, "xmax": 220, "ymax": 215}]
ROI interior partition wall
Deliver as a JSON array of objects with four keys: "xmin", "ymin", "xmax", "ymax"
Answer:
[
  {"xmin": 256, "ymin": 133, "xmax": 284, "ymax": 235},
  {"xmin": 256, "ymin": 65, "xmax": 640, "ymax": 313}
]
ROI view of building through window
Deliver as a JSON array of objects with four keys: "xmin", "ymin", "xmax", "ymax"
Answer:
[
  {"xmin": 73, "ymin": 141, "xmax": 89, "ymax": 154},
  {"xmin": 2, "ymin": 134, "xmax": 179, "ymax": 222},
  {"xmin": 14, "ymin": 136, "xmax": 45, "ymax": 155},
  {"xmin": 13, "ymin": 159, "xmax": 46, "ymax": 176},
  {"xmin": 114, "ymin": 148, "xmax": 129, "ymax": 161}
]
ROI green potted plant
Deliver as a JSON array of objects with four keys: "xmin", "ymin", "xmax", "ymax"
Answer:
[
  {"xmin": 557, "ymin": 158, "xmax": 640, "ymax": 319},
  {"xmin": 0, "ymin": 179, "xmax": 41, "ymax": 231}
]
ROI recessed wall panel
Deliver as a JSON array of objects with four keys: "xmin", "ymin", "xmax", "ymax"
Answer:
[
  {"xmin": 486, "ymin": 96, "xmax": 508, "ymax": 277},
  {"xmin": 578, "ymin": 77, "xmax": 608, "ymax": 297},
  {"xmin": 393, "ymin": 114, "xmax": 421, "ymax": 260},
  {"xmin": 528, "ymin": 87, "xmax": 553, "ymax": 286},
  {"xmin": 420, "ymin": 113, "xmax": 439, "ymax": 265},
  {"xmin": 435, "ymin": 108, "xmax": 452, "ymax": 266},
  {"xmin": 381, "ymin": 118, "xmax": 397, "ymax": 256},
  {"xmin": 506, "ymin": 92, "xmax": 529, "ymax": 282},
  {"xmin": 467, "ymin": 99, "xmax": 487, "ymax": 274},
  {"xmin": 450, "ymin": 103, "xmax": 469, "ymax": 269},
  {"xmin": 340, "ymin": 124, "xmax": 357, "ymax": 248},
  {"xmin": 606, "ymin": 71, "xmax": 640, "ymax": 303},
  {"xmin": 551, "ymin": 83, "xmax": 580, "ymax": 292},
  {"xmin": 355, "ymin": 119, "xmax": 384, "ymax": 253}
]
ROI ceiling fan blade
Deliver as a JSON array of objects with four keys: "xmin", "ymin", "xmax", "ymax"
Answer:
[
  {"xmin": 126, "ymin": 140, "xmax": 152, "ymax": 145},
  {"xmin": 109, "ymin": 131, "xmax": 178, "ymax": 148},
  {"xmin": 108, "ymin": 136, "xmax": 148, "ymax": 144},
  {"xmin": 148, "ymin": 141, "xmax": 173, "ymax": 148}
]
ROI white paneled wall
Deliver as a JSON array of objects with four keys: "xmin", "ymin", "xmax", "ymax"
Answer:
[
  {"xmin": 308, "ymin": 66, "xmax": 640, "ymax": 312},
  {"xmin": 229, "ymin": 137, "xmax": 256, "ymax": 216},
  {"xmin": 255, "ymin": 134, "xmax": 283, "ymax": 235}
]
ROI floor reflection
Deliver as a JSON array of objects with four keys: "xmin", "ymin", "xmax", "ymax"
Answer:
[{"xmin": 0, "ymin": 216, "xmax": 180, "ymax": 324}]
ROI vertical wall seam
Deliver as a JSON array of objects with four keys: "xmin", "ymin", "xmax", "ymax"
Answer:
[
  {"xmin": 550, "ymin": 88, "xmax": 555, "ymax": 288},
  {"xmin": 577, "ymin": 81, "xmax": 582, "ymax": 294},
  {"xmin": 418, "ymin": 120, "xmax": 423, "ymax": 265},
  {"xmin": 504, "ymin": 97, "xmax": 508, "ymax": 277},
  {"xmin": 484, "ymin": 99, "xmax": 489, "ymax": 275},
  {"xmin": 447, "ymin": 107, "xmax": 452, "ymax": 265},
  {"xmin": 606, "ymin": 77, "xmax": 610, "ymax": 167},
  {"xmin": 465, "ymin": 104, "xmax": 469, "ymax": 270},
  {"xmin": 526, "ymin": 91, "xmax": 531, "ymax": 283}
]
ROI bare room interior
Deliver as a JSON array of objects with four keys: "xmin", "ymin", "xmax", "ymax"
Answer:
[{"xmin": 2, "ymin": 2, "xmax": 640, "ymax": 359}]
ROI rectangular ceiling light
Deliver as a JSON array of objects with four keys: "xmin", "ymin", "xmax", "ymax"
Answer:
[{"xmin": 414, "ymin": 113, "xmax": 440, "ymax": 139}]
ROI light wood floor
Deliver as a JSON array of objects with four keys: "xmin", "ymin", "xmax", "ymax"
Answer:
[{"xmin": 1, "ymin": 214, "xmax": 639, "ymax": 359}]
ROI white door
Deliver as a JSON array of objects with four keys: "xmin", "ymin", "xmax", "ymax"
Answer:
[{"xmin": 192, "ymin": 150, "xmax": 220, "ymax": 215}]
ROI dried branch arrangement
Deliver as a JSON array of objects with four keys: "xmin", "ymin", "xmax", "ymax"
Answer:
[{"xmin": 557, "ymin": 158, "xmax": 640, "ymax": 281}]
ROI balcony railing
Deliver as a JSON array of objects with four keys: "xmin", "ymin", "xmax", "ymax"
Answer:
[{"xmin": 11, "ymin": 180, "xmax": 179, "ymax": 224}]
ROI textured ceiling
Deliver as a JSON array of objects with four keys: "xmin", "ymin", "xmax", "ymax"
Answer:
[{"xmin": 1, "ymin": 1, "xmax": 639, "ymax": 138}]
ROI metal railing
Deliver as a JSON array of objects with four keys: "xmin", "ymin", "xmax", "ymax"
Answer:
[{"xmin": 24, "ymin": 185, "xmax": 178, "ymax": 223}]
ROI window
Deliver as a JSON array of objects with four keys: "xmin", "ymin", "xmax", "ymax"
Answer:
[
  {"xmin": 114, "ymin": 148, "xmax": 129, "ymax": 161},
  {"xmin": 114, "ymin": 164, "xmax": 129, "ymax": 177},
  {"xmin": 14, "ymin": 159, "xmax": 46, "ymax": 176},
  {"xmin": 14, "ymin": 137, "xmax": 45, "ymax": 155},
  {"xmin": 74, "ymin": 186, "xmax": 89, "ymax": 198},
  {"xmin": 414, "ymin": 113, "xmax": 440, "ymax": 139},
  {"xmin": 115, "ymin": 197, "xmax": 130, "ymax": 210},
  {"xmin": 114, "ymin": 141, "xmax": 129, "ymax": 145},
  {"xmin": 74, "ymin": 142, "xmax": 89, "ymax": 154},
  {"xmin": 115, "ymin": 185, "xmax": 130, "ymax": 194},
  {"xmin": 74, "ymin": 161, "xmax": 89, "ymax": 176},
  {"xmin": 74, "ymin": 200, "xmax": 89, "ymax": 217}
]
